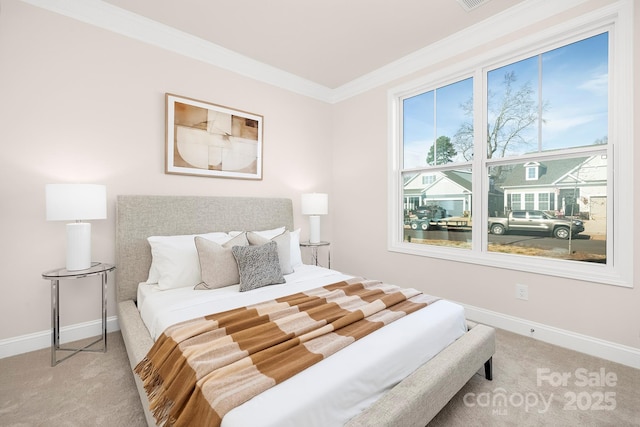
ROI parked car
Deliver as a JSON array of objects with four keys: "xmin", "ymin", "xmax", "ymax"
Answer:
[{"xmin": 488, "ymin": 210, "xmax": 585, "ymax": 239}]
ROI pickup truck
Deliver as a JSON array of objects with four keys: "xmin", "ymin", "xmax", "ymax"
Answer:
[{"xmin": 488, "ymin": 210, "xmax": 585, "ymax": 239}]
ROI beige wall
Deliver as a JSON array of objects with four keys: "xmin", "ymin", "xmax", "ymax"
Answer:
[
  {"xmin": 1, "ymin": 0, "xmax": 638, "ymax": 358},
  {"xmin": 0, "ymin": 1, "xmax": 332, "ymax": 341}
]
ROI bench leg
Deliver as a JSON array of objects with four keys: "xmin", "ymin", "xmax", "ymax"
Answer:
[{"xmin": 484, "ymin": 357, "xmax": 493, "ymax": 380}]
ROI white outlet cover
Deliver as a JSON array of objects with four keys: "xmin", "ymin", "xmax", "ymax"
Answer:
[{"xmin": 516, "ymin": 284, "xmax": 528, "ymax": 300}]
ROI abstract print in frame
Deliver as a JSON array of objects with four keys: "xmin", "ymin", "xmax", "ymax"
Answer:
[{"xmin": 165, "ymin": 93, "xmax": 263, "ymax": 180}]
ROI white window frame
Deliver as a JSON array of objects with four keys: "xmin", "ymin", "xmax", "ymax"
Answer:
[{"xmin": 387, "ymin": 1, "xmax": 633, "ymax": 287}]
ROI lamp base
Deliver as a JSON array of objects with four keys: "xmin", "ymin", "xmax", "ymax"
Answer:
[
  {"xmin": 66, "ymin": 222, "xmax": 92, "ymax": 271},
  {"xmin": 309, "ymin": 215, "xmax": 321, "ymax": 244}
]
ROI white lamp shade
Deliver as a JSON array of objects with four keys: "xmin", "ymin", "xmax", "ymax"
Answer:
[
  {"xmin": 46, "ymin": 184, "xmax": 107, "ymax": 221},
  {"xmin": 301, "ymin": 193, "xmax": 328, "ymax": 215}
]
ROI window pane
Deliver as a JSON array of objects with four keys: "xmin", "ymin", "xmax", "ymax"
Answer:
[
  {"xmin": 403, "ymin": 169, "xmax": 472, "ymax": 249},
  {"xmin": 487, "ymin": 57, "xmax": 539, "ymax": 158},
  {"xmin": 403, "ymin": 92, "xmax": 434, "ymax": 169},
  {"xmin": 438, "ymin": 78, "xmax": 473, "ymax": 163},
  {"xmin": 539, "ymin": 193, "xmax": 549, "ymax": 210},
  {"xmin": 525, "ymin": 193, "xmax": 534, "ymax": 209},
  {"xmin": 487, "ymin": 33, "xmax": 608, "ymax": 158},
  {"xmin": 403, "ymin": 78, "xmax": 473, "ymax": 169},
  {"xmin": 541, "ymin": 33, "xmax": 609, "ymax": 150},
  {"xmin": 487, "ymin": 154, "xmax": 607, "ymax": 263}
]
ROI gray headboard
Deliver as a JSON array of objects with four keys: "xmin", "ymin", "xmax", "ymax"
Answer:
[{"xmin": 115, "ymin": 195, "xmax": 294, "ymax": 302}]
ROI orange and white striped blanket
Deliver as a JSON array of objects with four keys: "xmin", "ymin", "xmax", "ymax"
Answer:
[{"xmin": 135, "ymin": 277, "xmax": 438, "ymax": 427}]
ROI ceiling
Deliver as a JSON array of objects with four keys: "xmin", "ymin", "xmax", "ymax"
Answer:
[{"xmin": 102, "ymin": 0, "xmax": 524, "ymax": 89}]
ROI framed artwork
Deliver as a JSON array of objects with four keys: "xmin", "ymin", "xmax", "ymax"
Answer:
[{"xmin": 165, "ymin": 93, "xmax": 263, "ymax": 180}]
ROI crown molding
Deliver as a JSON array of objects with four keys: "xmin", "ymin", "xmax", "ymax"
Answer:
[
  {"xmin": 329, "ymin": 0, "xmax": 589, "ymax": 103},
  {"xmin": 20, "ymin": 0, "xmax": 334, "ymax": 102},
  {"xmin": 22, "ymin": 0, "xmax": 590, "ymax": 104}
]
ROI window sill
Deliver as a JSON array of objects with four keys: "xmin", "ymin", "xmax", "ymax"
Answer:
[{"xmin": 388, "ymin": 240, "xmax": 632, "ymax": 288}]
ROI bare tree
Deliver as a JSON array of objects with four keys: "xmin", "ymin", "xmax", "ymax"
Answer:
[
  {"xmin": 453, "ymin": 71, "xmax": 545, "ymax": 160},
  {"xmin": 453, "ymin": 98, "xmax": 475, "ymax": 161}
]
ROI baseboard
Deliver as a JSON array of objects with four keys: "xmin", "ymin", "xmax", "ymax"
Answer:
[
  {"xmin": 3, "ymin": 309, "xmax": 639, "ymax": 370},
  {"xmin": 461, "ymin": 303, "xmax": 640, "ymax": 370},
  {"xmin": 0, "ymin": 316, "xmax": 120, "ymax": 359}
]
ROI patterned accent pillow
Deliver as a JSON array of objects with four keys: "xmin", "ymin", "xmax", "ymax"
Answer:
[
  {"xmin": 247, "ymin": 230, "xmax": 293, "ymax": 274},
  {"xmin": 232, "ymin": 241, "xmax": 285, "ymax": 292},
  {"xmin": 194, "ymin": 232, "xmax": 248, "ymax": 290}
]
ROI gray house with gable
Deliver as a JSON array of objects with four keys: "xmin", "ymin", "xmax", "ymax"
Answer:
[{"xmin": 492, "ymin": 155, "xmax": 607, "ymax": 219}]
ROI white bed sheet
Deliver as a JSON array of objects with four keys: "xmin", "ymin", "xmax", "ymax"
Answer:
[{"xmin": 137, "ymin": 265, "xmax": 467, "ymax": 426}]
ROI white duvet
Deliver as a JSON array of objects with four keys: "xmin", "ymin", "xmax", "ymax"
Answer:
[{"xmin": 137, "ymin": 265, "xmax": 466, "ymax": 427}]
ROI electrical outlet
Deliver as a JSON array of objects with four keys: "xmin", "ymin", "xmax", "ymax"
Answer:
[{"xmin": 515, "ymin": 284, "xmax": 528, "ymax": 300}]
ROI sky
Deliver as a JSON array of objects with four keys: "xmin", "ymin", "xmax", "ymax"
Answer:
[{"xmin": 403, "ymin": 32, "xmax": 609, "ymax": 169}]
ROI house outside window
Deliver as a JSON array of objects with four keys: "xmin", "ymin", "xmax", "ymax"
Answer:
[{"xmin": 389, "ymin": 1, "xmax": 633, "ymax": 287}]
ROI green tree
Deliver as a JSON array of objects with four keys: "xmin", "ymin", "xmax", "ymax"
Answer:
[
  {"xmin": 427, "ymin": 135, "xmax": 457, "ymax": 165},
  {"xmin": 453, "ymin": 71, "xmax": 545, "ymax": 160}
]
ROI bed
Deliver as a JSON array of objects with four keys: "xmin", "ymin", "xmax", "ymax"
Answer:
[{"xmin": 115, "ymin": 195, "xmax": 495, "ymax": 426}]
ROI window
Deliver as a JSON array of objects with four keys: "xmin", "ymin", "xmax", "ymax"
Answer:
[
  {"xmin": 422, "ymin": 175, "xmax": 436, "ymax": 185},
  {"xmin": 539, "ymin": 193, "xmax": 550, "ymax": 211},
  {"xmin": 509, "ymin": 194, "xmax": 520, "ymax": 211},
  {"xmin": 402, "ymin": 78, "xmax": 473, "ymax": 248},
  {"xmin": 524, "ymin": 193, "xmax": 535, "ymax": 210},
  {"xmin": 389, "ymin": 2, "xmax": 633, "ymax": 287},
  {"xmin": 525, "ymin": 163, "xmax": 539, "ymax": 180}
]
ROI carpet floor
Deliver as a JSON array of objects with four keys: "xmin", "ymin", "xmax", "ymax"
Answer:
[{"xmin": 0, "ymin": 328, "xmax": 638, "ymax": 426}]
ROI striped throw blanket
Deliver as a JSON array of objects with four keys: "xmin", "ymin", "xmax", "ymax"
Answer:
[{"xmin": 135, "ymin": 278, "xmax": 438, "ymax": 427}]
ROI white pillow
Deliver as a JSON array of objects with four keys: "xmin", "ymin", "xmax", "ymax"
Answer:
[
  {"xmin": 289, "ymin": 228, "xmax": 303, "ymax": 268},
  {"xmin": 147, "ymin": 232, "xmax": 231, "ymax": 289},
  {"xmin": 229, "ymin": 226, "xmax": 285, "ymax": 240}
]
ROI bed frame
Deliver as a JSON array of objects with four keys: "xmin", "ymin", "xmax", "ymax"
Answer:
[{"xmin": 115, "ymin": 195, "xmax": 495, "ymax": 426}]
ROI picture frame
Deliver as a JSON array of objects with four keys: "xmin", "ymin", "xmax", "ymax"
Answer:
[{"xmin": 165, "ymin": 93, "xmax": 263, "ymax": 180}]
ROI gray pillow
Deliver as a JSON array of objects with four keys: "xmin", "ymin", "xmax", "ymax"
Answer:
[
  {"xmin": 194, "ymin": 232, "xmax": 248, "ymax": 290},
  {"xmin": 232, "ymin": 241, "xmax": 285, "ymax": 292},
  {"xmin": 247, "ymin": 230, "xmax": 293, "ymax": 274}
]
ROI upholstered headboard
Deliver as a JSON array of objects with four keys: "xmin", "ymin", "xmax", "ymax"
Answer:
[{"xmin": 115, "ymin": 195, "xmax": 294, "ymax": 302}]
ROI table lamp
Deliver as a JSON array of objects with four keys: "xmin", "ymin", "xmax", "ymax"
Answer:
[
  {"xmin": 301, "ymin": 193, "xmax": 328, "ymax": 244},
  {"xmin": 46, "ymin": 184, "xmax": 107, "ymax": 271}
]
